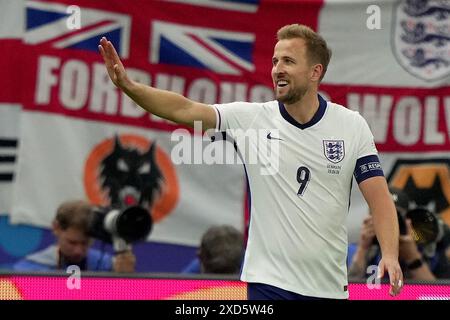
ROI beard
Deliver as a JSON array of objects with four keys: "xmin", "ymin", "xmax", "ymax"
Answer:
[{"xmin": 275, "ymin": 85, "xmax": 307, "ymax": 105}]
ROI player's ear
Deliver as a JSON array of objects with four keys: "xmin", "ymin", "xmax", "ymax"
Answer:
[{"xmin": 310, "ymin": 64, "xmax": 323, "ymax": 82}]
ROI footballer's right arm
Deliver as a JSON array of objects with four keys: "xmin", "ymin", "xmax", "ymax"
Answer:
[{"xmin": 99, "ymin": 37, "xmax": 216, "ymax": 130}]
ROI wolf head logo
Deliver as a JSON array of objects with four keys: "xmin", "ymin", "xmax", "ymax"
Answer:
[{"xmin": 100, "ymin": 136, "xmax": 164, "ymax": 209}]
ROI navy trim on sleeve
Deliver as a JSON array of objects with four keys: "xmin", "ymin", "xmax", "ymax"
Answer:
[
  {"xmin": 354, "ymin": 154, "xmax": 384, "ymax": 184},
  {"xmin": 215, "ymin": 106, "xmax": 222, "ymax": 131}
]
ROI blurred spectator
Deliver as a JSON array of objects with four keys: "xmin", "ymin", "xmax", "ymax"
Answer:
[
  {"xmin": 182, "ymin": 225, "xmax": 244, "ymax": 274},
  {"xmin": 13, "ymin": 199, "xmax": 135, "ymax": 272}
]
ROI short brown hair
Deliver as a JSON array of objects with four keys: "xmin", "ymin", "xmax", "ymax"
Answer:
[
  {"xmin": 277, "ymin": 24, "xmax": 332, "ymax": 81},
  {"xmin": 199, "ymin": 225, "xmax": 244, "ymax": 274},
  {"xmin": 54, "ymin": 200, "xmax": 92, "ymax": 233}
]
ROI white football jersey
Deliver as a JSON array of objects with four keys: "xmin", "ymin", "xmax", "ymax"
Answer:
[{"xmin": 213, "ymin": 95, "xmax": 383, "ymax": 299}]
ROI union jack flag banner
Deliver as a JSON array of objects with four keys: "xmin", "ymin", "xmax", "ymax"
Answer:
[{"xmin": 0, "ymin": 0, "xmax": 449, "ymax": 246}]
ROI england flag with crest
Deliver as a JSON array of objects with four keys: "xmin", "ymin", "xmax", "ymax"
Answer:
[{"xmin": 392, "ymin": 0, "xmax": 450, "ymax": 81}]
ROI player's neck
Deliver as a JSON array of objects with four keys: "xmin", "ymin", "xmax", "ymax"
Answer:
[{"xmin": 284, "ymin": 91, "xmax": 319, "ymax": 125}]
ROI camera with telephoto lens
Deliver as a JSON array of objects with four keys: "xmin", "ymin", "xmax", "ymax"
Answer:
[
  {"xmin": 88, "ymin": 205, "xmax": 153, "ymax": 252},
  {"xmin": 403, "ymin": 207, "xmax": 444, "ymax": 246}
]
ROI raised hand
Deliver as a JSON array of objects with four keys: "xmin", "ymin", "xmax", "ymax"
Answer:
[{"xmin": 98, "ymin": 37, "xmax": 131, "ymax": 90}]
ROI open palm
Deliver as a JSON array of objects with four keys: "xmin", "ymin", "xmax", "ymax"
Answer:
[{"xmin": 98, "ymin": 37, "xmax": 129, "ymax": 89}]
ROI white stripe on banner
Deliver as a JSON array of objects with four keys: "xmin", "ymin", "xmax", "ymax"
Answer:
[
  {"xmin": 0, "ymin": 163, "xmax": 16, "ymax": 174},
  {"xmin": 0, "ymin": 148, "xmax": 17, "ymax": 157},
  {"xmin": 0, "ymin": 0, "xmax": 24, "ymax": 39},
  {"xmin": 0, "ymin": 102, "xmax": 21, "ymax": 137},
  {"xmin": 0, "ymin": 104, "xmax": 21, "ymax": 213},
  {"xmin": 164, "ymin": 0, "xmax": 259, "ymax": 13}
]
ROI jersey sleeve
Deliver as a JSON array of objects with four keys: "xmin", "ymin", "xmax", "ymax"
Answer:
[
  {"xmin": 212, "ymin": 102, "xmax": 262, "ymax": 136},
  {"xmin": 353, "ymin": 114, "xmax": 385, "ymax": 184}
]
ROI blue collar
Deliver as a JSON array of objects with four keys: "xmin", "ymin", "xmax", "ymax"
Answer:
[{"xmin": 278, "ymin": 94, "xmax": 327, "ymax": 130}]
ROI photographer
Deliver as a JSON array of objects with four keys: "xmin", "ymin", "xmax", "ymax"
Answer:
[
  {"xmin": 13, "ymin": 200, "xmax": 136, "ymax": 272},
  {"xmin": 182, "ymin": 225, "xmax": 245, "ymax": 275},
  {"xmin": 348, "ymin": 188, "xmax": 449, "ymax": 281}
]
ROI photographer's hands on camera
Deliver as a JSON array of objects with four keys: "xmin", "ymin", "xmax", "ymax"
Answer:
[
  {"xmin": 113, "ymin": 250, "xmax": 136, "ymax": 273},
  {"xmin": 360, "ymin": 217, "xmax": 376, "ymax": 250}
]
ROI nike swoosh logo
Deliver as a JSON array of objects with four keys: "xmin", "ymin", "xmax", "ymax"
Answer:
[{"xmin": 267, "ymin": 132, "xmax": 283, "ymax": 141}]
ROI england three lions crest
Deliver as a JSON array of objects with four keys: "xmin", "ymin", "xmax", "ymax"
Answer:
[
  {"xmin": 323, "ymin": 140, "xmax": 345, "ymax": 163},
  {"xmin": 392, "ymin": 0, "xmax": 450, "ymax": 81}
]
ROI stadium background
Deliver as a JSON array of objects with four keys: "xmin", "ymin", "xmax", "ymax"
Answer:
[{"xmin": 0, "ymin": 0, "xmax": 449, "ymax": 299}]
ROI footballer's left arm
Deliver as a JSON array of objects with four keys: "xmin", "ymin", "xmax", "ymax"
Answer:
[{"xmin": 358, "ymin": 176, "xmax": 403, "ymax": 296}]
